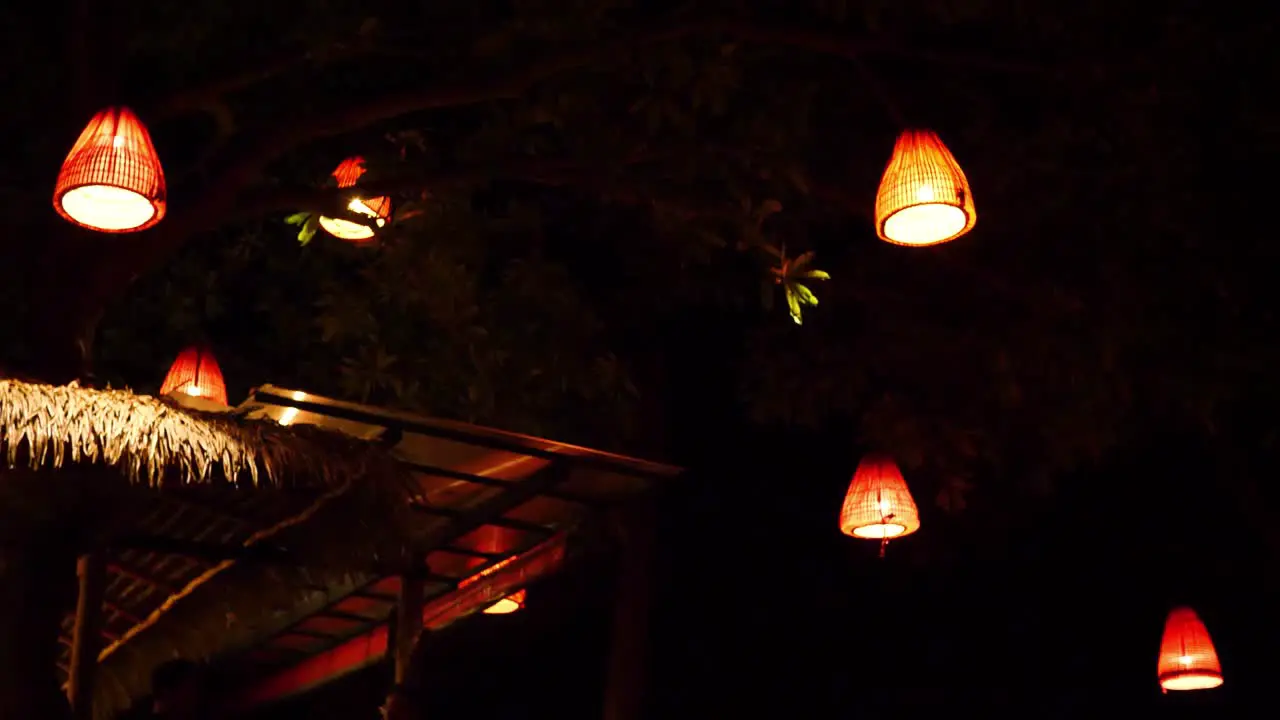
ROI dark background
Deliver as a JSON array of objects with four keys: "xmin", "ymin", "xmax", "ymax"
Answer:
[{"xmin": 259, "ymin": 316, "xmax": 1273, "ymax": 718}]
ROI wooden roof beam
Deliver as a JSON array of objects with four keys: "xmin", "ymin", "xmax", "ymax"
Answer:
[
  {"xmin": 106, "ymin": 562, "xmax": 173, "ymax": 592},
  {"xmin": 410, "ymin": 504, "xmax": 558, "ymax": 535}
]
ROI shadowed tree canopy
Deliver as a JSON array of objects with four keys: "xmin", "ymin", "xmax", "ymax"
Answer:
[{"xmin": 0, "ymin": 0, "xmax": 1276, "ymax": 505}]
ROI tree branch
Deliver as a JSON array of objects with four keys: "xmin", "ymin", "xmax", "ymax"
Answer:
[
  {"xmin": 195, "ymin": 15, "xmax": 1035, "ymax": 233},
  {"xmin": 146, "ymin": 43, "xmax": 368, "ymax": 121},
  {"xmin": 72, "ymin": 15, "xmax": 1032, "ymax": 336}
]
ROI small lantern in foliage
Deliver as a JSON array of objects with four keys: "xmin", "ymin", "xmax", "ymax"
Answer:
[
  {"xmin": 839, "ymin": 454, "xmax": 921, "ymax": 553},
  {"xmin": 483, "ymin": 589, "xmax": 527, "ymax": 615},
  {"xmin": 160, "ymin": 347, "xmax": 228, "ymax": 406},
  {"xmin": 54, "ymin": 107, "xmax": 166, "ymax": 233},
  {"xmin": 874, "ymin": 129, "xmax": 975, "ymax": 247},
  {"xmin": 318, "ymin": 156, "xmax": 392, "ymax": 242},
  {"xmin": 1157, "ymin": 606, "xmax": 1224, "ymax": 692}
]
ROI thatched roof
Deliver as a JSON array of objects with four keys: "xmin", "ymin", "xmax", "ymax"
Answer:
[
  {"xmin": 0, "ymin": 378, "xmax": 375, "ymax": 488},
  {"xmin": 0, "ymin": 379, "xmax": 419, "ymax": 718},
  {"xmin": 0, "ymin": 378, "xmax": 681, "ymax": 718}
]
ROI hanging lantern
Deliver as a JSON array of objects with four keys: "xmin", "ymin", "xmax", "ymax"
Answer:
[
  {"xmin": 483, "ymin": 589, "xmax": 527, "ymax": 615},
  {"xmin": 874, "ymin": 129, "xmax": 976, "ymax": 247},
  {"xmin": 317, "ymin": 157, "xmax": 392, "ymax": 242},
  {"xmin": 1157, "ymin": 606, "xmax": 1223, "ymax": 692},
  {"xmin": 839, "ymin": 454, "xmax": 921, "ymax": 544},
  {"xmin": 160, "ymin": 347, "xmax": 229, "ymax": 406},
  {"xmin": 460, "ymin": 526, "xmax": 528, "ymax": 615},
  {"xmin": 53, "ymin": 107, "xmax": 167, "ymax": 233}
]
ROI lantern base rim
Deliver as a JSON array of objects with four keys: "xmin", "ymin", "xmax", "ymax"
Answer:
[
  {"xmin": 318, "ymin": 195, "xmax": 391, "ymax": 242},
  {"xmin": 1159, "ymin": 671, "xmax": 1223, "ymax": 691},
  {"xmin": 878, "ymin": 203, "xmax": 972, "ymax": 247},
  {"xmin": 55, "ymin": 183, "xmax": 164, "ymax": 233},
  {"xmin": 318, "ymin": 215, "xmax": 381, "ymax": 241},
  {"xmin": 847, "ymin": 522, "xmax": 911, "ymax": 540},
  {"xmin": 482, "ymin": 596, "xmax": 524, "ymax": 615}
]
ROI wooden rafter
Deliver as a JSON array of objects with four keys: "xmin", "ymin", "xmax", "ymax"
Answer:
[{"xmin": 106, "ymin": 562, "xmax": 173, "ymax": 592}]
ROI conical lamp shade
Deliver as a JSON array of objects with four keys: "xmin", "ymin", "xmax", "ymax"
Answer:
[
  {"xmin": 160, "ymin": 347, "xmax": 228, "ymax": 406},
  {"xmin": 1157, "ymin": 606, "xmax": 1223, "ymax": 691},
  {"xmin": 54, "ymin": 107, "xmax": 167, "ymax": 232},
  {"xmin": 874, "ymin": 129, "xmax": 975, "ymax": 247},
  {"xmin": 318, "ymin": 156, "xmax": 392, "ymax": 242},
  {"xmin": 483, "ymin": 589, "xmax": 527, "ymax": 615},
  {"xmin": 839, "ymin": 454, "xmax": 921, "ymax": 540},
  {"xmin": 461, "ymin": 526, "xmax": 528, "ymax": 615}
]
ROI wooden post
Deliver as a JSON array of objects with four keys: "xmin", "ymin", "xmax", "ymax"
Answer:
[
  {"xmin": 393, "ymin": 553, "xmax": 425, "ymax": 684},
  {"xmin": 68, "ymin": 552, "xmax": 107, "ymax": 720},
  {"xmin": 382, "ymin": 553, "xmax": 427, "ymax": 720},
  {"xmin": 602, "ymin": 500, "xmax": 657, "ymax": 720}
]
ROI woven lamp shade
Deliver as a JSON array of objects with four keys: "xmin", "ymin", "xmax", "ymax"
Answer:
[
  {"xmin": 318, "ymin": 156, "xmax": 392, "ymax": 242},
  {"xmin": 159, "ymin": 347, "xmax": 228, "ymax": 406},
  {"xmin": 1157, "ymin": 607, "xmax": 1224, "ymax": 691},
  {"xmin": 839, "ymin": 454, "xmax": 921, "ymax": 540},
  {"xmin": 874, "ymin": 129, "xmax": 975, "ymax": 247},
  {"xmin": 463, "ymin": 526, "xmax": 529, "ymax": 615},
  {"xmin": 53, "ymin": 107, "xmax": 167, "ymax": 233},
  {"xmin": 483, "ymin": 589, "xmax": 527, "ymax": 615}
]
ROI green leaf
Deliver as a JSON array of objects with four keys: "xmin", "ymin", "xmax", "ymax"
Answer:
[
  {"xmin": 298, "ymin": 214, "xmax": 319, "ymax": 245},
  {"xmin": 791, "ymin": 282, "xmax": 819, "ymax": 306},
  {"xmin": 284, "ymin": 212, "xmax": 312, "ymax": 226},
  {"xmin": 786, "ymin": 285, "xmax": 802, "ymax": 325},
  {"xmin": 802, "ymin": 269, "xmax": 831, "ymax": 281}
]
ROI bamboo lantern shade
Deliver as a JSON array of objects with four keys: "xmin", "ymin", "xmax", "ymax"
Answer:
[
  {"xmin": 159, "ymin": 347, "xmax": 229, "ymax": 406},
  {"xmin": 1157, "ymin": 607, "xmax": 1224, "ymax": 691},
  {"xmin": 839, "ymin": 454, "xmax": 921, "ymax": 540},
  {"xmin": 483, "ymin": 589, "xmax": 527, "ymax": 615},
  {"xmin": 53, "ymin": 107, "xmax": 167, "ymax": 232},
  {"xmin": 318, "ymin": 156, "xmax": 393, "ymax": 242},
  {"xmin": 874, "ymin": 129, "xmax": 976, "ymax": 247}
]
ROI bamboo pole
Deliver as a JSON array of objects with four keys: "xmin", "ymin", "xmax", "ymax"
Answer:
[
  {"xmin": 68, "ymin": 552, "xmax": 107, "ymax": 720},
  {"xmin": 393, "ymin": 553, "xmax": 426, "ymax": 683}
]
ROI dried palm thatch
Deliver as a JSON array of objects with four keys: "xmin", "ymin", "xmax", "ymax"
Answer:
[
  {"xmin": 91, "ymin": 492, "xmax": 401, "ymax": 719},
  {"xmin": 0, "ymin": 378, "xmax": 368, "ymax": 488},
  {"xmin": 0, "ymin": 378, "xmax": 421, "ymax": 719}
]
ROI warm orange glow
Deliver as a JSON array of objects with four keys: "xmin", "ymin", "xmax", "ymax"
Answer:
[
  {"xmin": 874, "ymin": 129, "xmax": 975, "ymax": 246},
  {"xmin": 53, "ymin": 107, "xmax": 167, "ymax": 232},
  {"xmin": 160, "ymin": 347, "xmax": 229, "ymax": 406},
  {"xmin": 1157, "ymin": 606, "xmax": 1223, "ymax": 691},
  {"xmin": 839, "ymin": 454, "xmax": 920, "ymax": 540},
  {"xmin": 318, "ymin": 157, "xmax": 392, "ymax": 242},
  {"xmin": 482, "ymin": 589, "xmax": 527, "ymax": 614},
  {"xmin": 459, "ymin": 527, "xmax": 528, "ymax": 614},
  {"xmin": 236, "ymin": 536, "xmax": 567, "ymax": 710}
]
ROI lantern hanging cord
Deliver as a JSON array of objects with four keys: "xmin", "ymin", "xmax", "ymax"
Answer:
[{"xmin": 879, "ymin": 511, "xmax": 896, "ymax": 559}]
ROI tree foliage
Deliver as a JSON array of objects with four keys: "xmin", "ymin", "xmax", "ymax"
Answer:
[{"xmin": 0, "ymin": 0, "xmax": 1275, "ymax": 501}]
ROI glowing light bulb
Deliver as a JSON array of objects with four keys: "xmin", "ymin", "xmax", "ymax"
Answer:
[
  {"xmin": 914, "ymin": 184, "xmax": 936, "ymax": 203},
  {"xmin": 184, "ymin": 386, "xmax": 204, "ymax": 397}
]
